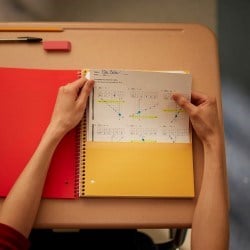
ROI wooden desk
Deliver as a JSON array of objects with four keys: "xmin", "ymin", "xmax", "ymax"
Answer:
[{"xmin": 0, "ymin": 22, "xmax": 225, "ymax": 229}]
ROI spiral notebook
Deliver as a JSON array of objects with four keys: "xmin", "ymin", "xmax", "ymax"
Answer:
[{"xmin": 0, "ymin": 67, "xmax": 194, "ymax": 199}]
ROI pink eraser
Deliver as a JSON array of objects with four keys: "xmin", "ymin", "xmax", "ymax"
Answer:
[{"xmin": 43, "ymin": 41, "xmax": 71, "ymax": 51}]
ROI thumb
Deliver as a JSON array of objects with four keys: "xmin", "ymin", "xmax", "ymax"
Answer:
[
  {"xmin": 172, "ymin": 93, "xmax": 195, "ymax": 115},
  {"xmin": 76, "ymin": 79, "xmax": 94, "ymax": 108}
]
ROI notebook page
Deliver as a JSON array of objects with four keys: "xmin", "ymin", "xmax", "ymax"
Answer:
[{"xmin": 86, "ymin": 69, "xmax": 192, "ymax": 143}]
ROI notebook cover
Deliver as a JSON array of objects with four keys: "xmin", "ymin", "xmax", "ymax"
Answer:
[
  {"xmin": 81, "ymin": 141, "xmax": 194, "ymax": 197},
  {"xmin": 0, "ymin": 67, "xmax": 79, "ymax": 198}
]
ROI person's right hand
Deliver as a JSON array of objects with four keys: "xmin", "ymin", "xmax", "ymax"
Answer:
[
  {"xmin": 49, "ymin": 77, "xmax": 94, "ymax": 140},
  {"xmin": 172, "ymin": 91, "xmax": 222, "ymax": 145}
]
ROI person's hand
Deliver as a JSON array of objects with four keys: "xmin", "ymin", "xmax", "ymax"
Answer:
[
  {"xmin": 48, "ymin": 77, "xmax": 94, "ymax": 139},
  {"xmin": 172, "ymin": 91, "xmax": 222, "ymax": 145}
]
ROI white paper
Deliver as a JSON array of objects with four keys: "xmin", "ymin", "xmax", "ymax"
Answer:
[{"xmin": 87, "ymin": 69, "xmax": 192, "ymax": 143}]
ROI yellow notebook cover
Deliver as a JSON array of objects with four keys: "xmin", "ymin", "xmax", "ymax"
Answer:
[
  {"xmin": 80, "ymin": 142, "xmax": 194, "ymax": 197},
  {"xmin": 78, "ymin": 69, "xmax": 194, "ymax": 198}
]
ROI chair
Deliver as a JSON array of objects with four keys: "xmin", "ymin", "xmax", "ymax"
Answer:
[
  {"xmin": 155, "ymin": 229, "xmax": 188, "ymax": 250},
  {"xmin": 29, "ymin": 228, "xmax": 188, "ymax": 250}
]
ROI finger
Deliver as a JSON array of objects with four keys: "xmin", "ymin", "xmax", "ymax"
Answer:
[
  {"xmin": 67, "ymin": 77, "xmax": 88, "ymax": 91},
  {"xmin": 172, "ymin": 93, "xmax": 196, "ymax": 114},
  {"xmin": 76, "ymin": 80, "xmax": 95, "ymax": 108},
  {"xmin": 191, "ymin": 91, "xmax": 208, "ymax": 105}
]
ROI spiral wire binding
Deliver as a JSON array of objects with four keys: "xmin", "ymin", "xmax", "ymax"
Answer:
[
  {"xmin": 75, "ymin": 70, "xmax": 87, "ymax": 197},
  {"xmin": 78, "ymin": 114, "xmax": 87, "ymax": 197}
]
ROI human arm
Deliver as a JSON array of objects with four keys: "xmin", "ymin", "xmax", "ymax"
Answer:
[
  {"xmin": 0, "ymin": 77, "xmax": 94, "ymax": 238},
  {"xmin": 173, "ymin": 91, "xmax": 229, "ymax": 250}
]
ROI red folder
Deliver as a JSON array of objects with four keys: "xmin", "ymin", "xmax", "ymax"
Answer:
[{"xmin": 0, "ymin": 67, "xmax": 79, "ymax": 198}]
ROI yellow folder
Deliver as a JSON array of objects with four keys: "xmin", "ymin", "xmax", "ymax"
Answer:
[{"xmin": 79, "ymin": 142, "xmax": 194, "ymax": 197}]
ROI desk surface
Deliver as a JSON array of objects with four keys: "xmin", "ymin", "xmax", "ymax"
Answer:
[{"xmin": 0, "ymin": 22, "xmax": 224, "ymax": 228}]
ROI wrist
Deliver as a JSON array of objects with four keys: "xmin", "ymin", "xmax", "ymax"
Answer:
[
  {"xmin": 202, "ymin": 134, "xmax": 225, "ymax": 171},
  {"xmin": 200, "ymin": 122, "xmax": 223, "ymax": 149},
  {"xmin": 202, "ymin": 132, "xmax": 224, "ymax": 155},
  {"xmin": 42, "ymin": 123, "xmax": 66, "ymax": 146}
]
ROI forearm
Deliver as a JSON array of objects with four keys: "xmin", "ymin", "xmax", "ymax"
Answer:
[
  {"xmin": 0, "ymin": 125, "xmax": 63, "ymax": 237},
  {"xmin": 191, "ymin": 138, "xmax": 229, "ymax": 250},
  {"xmin": 0, "ymin": 78, "xmax": 94, "ymax": 238}
]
